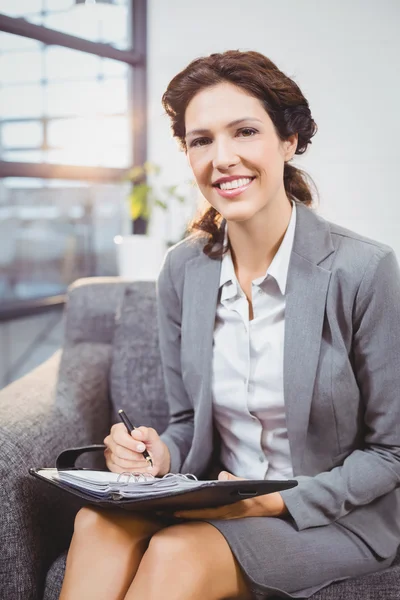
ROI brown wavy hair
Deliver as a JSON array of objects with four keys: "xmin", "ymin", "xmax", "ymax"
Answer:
[{"xmin": 162, "ymin": 50, "xmax": 319, "ymax": 257}]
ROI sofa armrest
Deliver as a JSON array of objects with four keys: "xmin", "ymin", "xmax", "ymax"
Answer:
[{"xmin": 0, "ymin": 341, "xmax": 112, "ymax": 600}]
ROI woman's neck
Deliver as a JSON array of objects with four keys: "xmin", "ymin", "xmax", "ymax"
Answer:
[{"xmin": 227, "ymin": 197, "xmax": 293, "ymax": 278}]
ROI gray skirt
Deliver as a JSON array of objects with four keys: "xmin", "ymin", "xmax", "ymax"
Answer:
[
  {"xmin": 201, "ymin": 462, "xmax": 396, "ymax": 598},
  {"xmin": 206, "ymin": 515, "xmax": 394, "ymax": 598}
]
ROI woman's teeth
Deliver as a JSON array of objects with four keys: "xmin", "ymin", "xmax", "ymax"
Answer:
[{"xmin": 219, "ymin": 177, "xmax": 253, "ymax": 190}]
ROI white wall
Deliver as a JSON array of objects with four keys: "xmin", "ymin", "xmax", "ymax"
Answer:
[{"xmin": 147, "ymin": 0, "xmax": 400, "ymax": 257}]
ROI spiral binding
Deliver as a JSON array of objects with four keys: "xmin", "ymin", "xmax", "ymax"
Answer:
[{"xmin": 116, "ymin": 472, "xmax": 198, "ymax": 485}]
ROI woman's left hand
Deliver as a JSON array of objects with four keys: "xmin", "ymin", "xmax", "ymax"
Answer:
[{"xmin": 173, "ymin": 471, "xmax": 288, "ymax": 520}]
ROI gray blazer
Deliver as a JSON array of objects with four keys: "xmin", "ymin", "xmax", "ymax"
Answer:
[{"xmin": 157, "ymin": 201, "xmax": 400, "ymax": 560}]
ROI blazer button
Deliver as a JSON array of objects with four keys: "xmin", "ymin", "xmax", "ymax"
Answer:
[{"xmin": 259, "ymin": 455, "xmax": 265, "ymax": 463}]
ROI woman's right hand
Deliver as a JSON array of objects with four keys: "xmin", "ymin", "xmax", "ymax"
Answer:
[{"xmin": 104, "ymin": 424, "xmax": 171, "ymax": 477}]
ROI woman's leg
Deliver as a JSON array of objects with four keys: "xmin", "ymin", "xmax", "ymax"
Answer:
[
  {"xmin": 59, "ymin": 506, "xmax": 165, "ymax": 600},
  {"xmin": 125, "ymin": 521, "xmax": 252, "ymax": 600}
]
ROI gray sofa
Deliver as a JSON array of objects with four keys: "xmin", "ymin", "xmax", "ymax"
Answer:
[{"xmin": 0, "ymin": 277, "xmax": 399, "ymax": 600}]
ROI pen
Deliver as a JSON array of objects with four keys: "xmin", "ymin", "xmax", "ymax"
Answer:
[{"xmin": 118, "ymin": 409, "xmax": 153, "ymax": 468}]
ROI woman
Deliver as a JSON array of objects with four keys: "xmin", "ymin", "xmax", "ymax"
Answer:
[{"xmin": 59, "ymin": 50, "xmax": 400, "ymax": 600}]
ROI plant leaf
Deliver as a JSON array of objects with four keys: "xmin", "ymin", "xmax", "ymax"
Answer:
[
  {"xmin": 154, "ymin": 199, "xmax": 168, "ymax": 210},
  {"xmin": 129, "ymin": 183, "xmax": 150, "ymax": 220},
  {"xmin": 127, "ymin": 165, "xmax": 145, "ymax": 182}
]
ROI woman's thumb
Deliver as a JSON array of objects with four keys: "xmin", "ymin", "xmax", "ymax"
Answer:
[
  {"xmin": 136, "ymin": 426, "xmax": 158, "ymax": 444},
  {"xmin": 218, "ymin": 471, "xmax": 243, "ymax": 481}
]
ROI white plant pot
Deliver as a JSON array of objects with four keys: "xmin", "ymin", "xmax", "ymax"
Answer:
[{"xmin": 114, "ymin": 235, "xmax": 167, "ymax": 281}]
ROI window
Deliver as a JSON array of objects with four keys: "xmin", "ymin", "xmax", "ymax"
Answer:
[
  {"xmin": 0, "ymin": 1, "xmax": 132, "ymax": 169},
  {"xmin": 0, "ymin": 0, "xmax": 146, "ymax": 304},
  {"xmin": 0, "ymin": 177, "xmax": 130, "ymax": 301}
]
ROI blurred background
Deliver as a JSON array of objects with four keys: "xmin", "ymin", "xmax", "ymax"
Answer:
[{"xmin": 0, "ymin": 0, "xmax": 398, "ymax": 388}]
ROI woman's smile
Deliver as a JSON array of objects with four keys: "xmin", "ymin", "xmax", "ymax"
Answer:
[{"xmin": 213, "ymin": 176, "xmax": 256, "ymax": 199}]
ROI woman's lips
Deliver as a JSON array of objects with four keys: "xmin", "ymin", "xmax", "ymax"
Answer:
[{"xmin": 214, "ymin": 178, "xmax": 254, "ymax": 198}]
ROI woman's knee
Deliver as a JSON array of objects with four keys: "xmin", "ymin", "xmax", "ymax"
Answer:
[
  {"xmin": 74, "ymin": 506, "xmax": 105, "ymax": 533},
  {"xmin": 145, "ymin": 522, "xmax": 213, "ymax": 572},
  {"xmin": 140, "ymin": 523, "xmax": 250, "ymax": 598},
  {"xmin": 147, "ymin": 524, "xmax": 192, "ymax": 559}
]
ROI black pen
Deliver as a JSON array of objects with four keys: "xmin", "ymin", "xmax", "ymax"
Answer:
[{"xmin": 118, "ymin": 409, "xmax": 153, "ymax": 468}]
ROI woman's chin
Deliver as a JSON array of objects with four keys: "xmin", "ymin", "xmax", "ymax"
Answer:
[{"xmin": 218, "ymin": 206, "xmax": 260, "ymax": 223}]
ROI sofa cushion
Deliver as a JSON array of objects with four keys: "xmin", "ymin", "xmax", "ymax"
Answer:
[
  {"xmin": 43, "ymin": 551, "xmax": 67, "ymax": 600},
  {"xmin": 109, "ymin": 282, "xmax": 169, "ymax": 435}
]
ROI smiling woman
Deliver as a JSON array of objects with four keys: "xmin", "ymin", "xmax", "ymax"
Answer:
[{"xmin": 59, "ymin": 49, "xmax": 400, "ymax": 600}]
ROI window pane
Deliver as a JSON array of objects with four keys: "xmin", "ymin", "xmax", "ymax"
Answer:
[
  {"xmin": 0, "ymin": 178, "xmax": 129, "ymax": 303},
  {"xmin": 2, "ymin": 121, "xmax": 43, "ymax": 149},
  {"xmin": 46, "ymin": 146, "xmax": 130, "ymax": 168},
  {"xmin": 43, "ymin": 3, "xmax": 130, "ymax": 48},
  {"xmin": 102, "ymin": 58, "xmax": 129, "ymax": 78},
  {"xmin": 47, "ymin": 117, "xmax": 80, "ymax": 147},
  {"xmin": 1, "ymin": 151, "xmax": 45, "ymax": 162},
  {"xmin": 47, "ymin": 115, "xmax": 130, "ymax": 147},
  {"xmin": 0, "ymin": 33, "xmax": 42, "ymax": 52},
  {"xmin": 44, "ymin": 10, "xmax": 100, "ymax": 43},
  {"xmin": 45, "ymin": 0, "xmax": 75, "ymax": 10},
  {"xmin": 46, "ymin": 115, "xmax": 130, "ymax": 166},
  {"xmin": 101, "ymin": 116, "xmax": 130, "ymax": 147},
  {"xmin": 0, "ymin": 85, "xmax": 44, "ymax": 118},
  {"xmin": 0, "ymin": 0, "xmax": 43, "ymax": 17},
  {"xmin": 0, "ymin": 51, "xmax": 43, "ymax": 84},
  {"xmin": 97, "ymin": 5, "xmax": 129, "ymax": 48},
  {"xmin": 100, "ymin": 79, "xmax": 128, "ymax": 114},
  {"xmin": 98, "ymin": 146, "xmax": 130, "ymax": 168},
  {"xmin": 46, "ymin": 148, "xmax": 100, "ymax": 166},
  {"xmin": 1, "ymin": 1, "xmax": 130, "ymax": 48},
  {"xmin": 45, "ymin": 80, "xmax": 100, "ymax": 117},
  {"xmin": 45, "ymin": 46, "xmax": 101, "ymax": 80},
  {"xmin": 1, "ymin": 178, "xmax": 43, "ymax": 189}
]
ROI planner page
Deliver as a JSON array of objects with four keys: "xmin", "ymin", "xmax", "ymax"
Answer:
[{"xmin": 37, "ymin": 469, "xmax": 209, "ymax": 499}]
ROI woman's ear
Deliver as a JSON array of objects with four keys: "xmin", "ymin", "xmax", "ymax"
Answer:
[{"xmin": 285, "ymin": 133, "xmax": 298, "ymax": 160}]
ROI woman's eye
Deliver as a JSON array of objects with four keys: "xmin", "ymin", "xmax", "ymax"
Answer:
[
  {"xmin": 238, "ymin": 128, "xmax": 257, "ymax": 137},
  {"xmin": 190, "ymin": 137, "xmax": 209, "ymax": 148}
]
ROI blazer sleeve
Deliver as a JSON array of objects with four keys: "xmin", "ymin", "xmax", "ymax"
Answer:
[
  {"xmin": 156, "ymin": 248, "xmax": 194, "ymax": 473},
  {"xmin": 280, "ymin": 247, "xmax": 400, "ymax": 529}
]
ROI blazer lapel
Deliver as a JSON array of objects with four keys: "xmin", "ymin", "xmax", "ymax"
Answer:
[
  {"xmin": 182, "ymin": 249, "xmax": 221, "ymax": 410},
  {"xmin": 284, "ymin": 204, "xmax": 334, "ymax": 474}
]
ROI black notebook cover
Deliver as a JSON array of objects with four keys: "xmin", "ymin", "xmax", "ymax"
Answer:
[{"xmin": 29, "ymin": 467, "xmax": 298, "ymax": 512}]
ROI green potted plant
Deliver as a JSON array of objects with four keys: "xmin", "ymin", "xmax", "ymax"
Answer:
[
  {"xmin": 114, "ymin": 161, "xmax": 194, "ymax": 280},
  {"xmin": 128, "ymin": 161, "xmax": 192, "ymax": 243}
]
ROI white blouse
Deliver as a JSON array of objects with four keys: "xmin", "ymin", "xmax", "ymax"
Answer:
[{"xmin": 211, "ymin": 202, "xmax": 296, "ymax": 480}]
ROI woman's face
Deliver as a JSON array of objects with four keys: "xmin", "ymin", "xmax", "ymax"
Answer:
[{"xmin": 185, "ymin": 82, "xmax": 297, "ymax": 224}]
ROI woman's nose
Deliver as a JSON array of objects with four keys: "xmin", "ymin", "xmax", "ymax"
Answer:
[{"xmin": 212, "ymin": 139, "xmax": 239, "ymax": 170}]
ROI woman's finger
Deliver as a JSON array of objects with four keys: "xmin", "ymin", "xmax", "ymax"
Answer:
[
  {"xmin": 105, "ymin": 433, "xmax": 147, "ymax": 459},
  {"xmin": 105, "ymin": 452, "xmax": 151, "ymax": 473},
  {"xmin": 111, "ymin": 443, "xmax": 143, "ymax": 462},
  {"xmin": 111, "ymin": 425, "xmax": 146, "ymax": 453}
]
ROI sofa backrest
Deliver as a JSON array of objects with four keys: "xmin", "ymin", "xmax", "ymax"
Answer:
[{"xmin": 109, "ymin": 282, "xmax": 170, "ymax": 435}]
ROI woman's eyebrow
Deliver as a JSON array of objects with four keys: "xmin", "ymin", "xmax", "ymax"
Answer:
[{"xmin": 185, "ymin": 117, "xmax": 263, "ymax": 139}]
